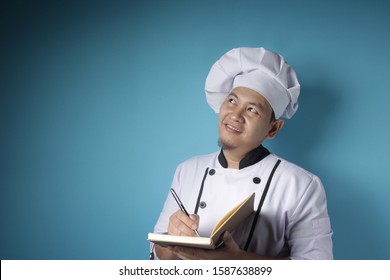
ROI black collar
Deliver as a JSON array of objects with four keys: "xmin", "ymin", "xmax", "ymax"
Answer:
[{"xmin": 218, "ymin": 145, "xmax": 271, "ymax": 169}]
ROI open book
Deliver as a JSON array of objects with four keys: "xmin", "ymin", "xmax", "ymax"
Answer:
[{"xmin": 147, "ymin": 192, "xmax": 255, "ymax": 249}]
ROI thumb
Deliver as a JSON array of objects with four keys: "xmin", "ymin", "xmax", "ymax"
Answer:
[
  {"xmin": 189, "ymin": 214, "xmax": 199, "ymax": 222},
  {"xmin": 222, "ymin": 231, "xmax": 239, "ymax": 249},
  {"xmin": 222, "ymin": 231, "xmax": 233, "ymax": 242},
  {"xmin": 189, "ymin": 214, "xmax": 199, "ymax": 229}
]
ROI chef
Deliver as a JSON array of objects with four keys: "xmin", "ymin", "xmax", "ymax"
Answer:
[{"xmin": 151, "ymin": 47, "xmax": 333, "ymax": 260}]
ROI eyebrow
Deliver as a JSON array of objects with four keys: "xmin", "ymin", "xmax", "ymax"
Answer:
[{"xmin": 229, "ymin": 92, "xmax": 267, "ymax": 113}]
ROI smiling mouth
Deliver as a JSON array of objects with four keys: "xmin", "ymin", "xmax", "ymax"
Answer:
[{"xmin": 225, "ymin": 124, "xmax": 242, "ymax": 133}]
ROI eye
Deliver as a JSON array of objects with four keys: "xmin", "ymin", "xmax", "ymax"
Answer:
[
  {"xmin": 248, "ymin": 107, "xmax": 258, "ymax": 114},
  {"xmin": 228, "ymin": 98, "xmax": 237, "ymax": 104}
]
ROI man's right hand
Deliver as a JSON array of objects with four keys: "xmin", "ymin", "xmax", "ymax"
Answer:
[{"xmin": 168, "ymin": 210, "xmax": 199, "ymax": 236}]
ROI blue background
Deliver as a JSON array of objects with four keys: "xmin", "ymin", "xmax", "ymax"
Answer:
[{"xmin": 1, "ymin": 0, "xmax": 389, "ymax": 259}]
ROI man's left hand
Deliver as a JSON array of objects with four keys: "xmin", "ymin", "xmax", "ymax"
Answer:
[{"xmin": 169, "ymin": 231, "xmax": 243, "ymax": 260}]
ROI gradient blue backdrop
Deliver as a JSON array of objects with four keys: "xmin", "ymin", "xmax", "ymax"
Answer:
[{"xmin": 1, "ymin": 0, "xmax": 389, "ymax": 259}]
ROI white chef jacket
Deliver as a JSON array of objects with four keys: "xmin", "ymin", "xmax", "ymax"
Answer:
[{"xmin": 153, "ymin": 146, "xmax": 333, "ymax": 259}]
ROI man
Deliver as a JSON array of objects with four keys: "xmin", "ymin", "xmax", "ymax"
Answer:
[{"xmin": 151, "ymin": 47, "xmax": 333, "ymax": 260}]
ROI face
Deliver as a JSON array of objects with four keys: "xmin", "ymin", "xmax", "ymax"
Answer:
[{"xmin": 218, "ymin": 87, "xmax": 284, "ymax": 154}]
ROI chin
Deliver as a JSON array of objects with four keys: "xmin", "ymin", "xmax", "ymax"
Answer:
[{"xmin": 218, "ymin": 137, "xmax": 237, "ymax": 151}]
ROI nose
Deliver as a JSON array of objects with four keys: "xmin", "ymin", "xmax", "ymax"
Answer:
[{"xmin": 230, "ymin": 106, "xmax": 245, "ymax": 122}]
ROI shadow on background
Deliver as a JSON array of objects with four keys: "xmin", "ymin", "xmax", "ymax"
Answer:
[{"xmin": 267, "ymin": 71, "xmax": 387, "ymax": 259}]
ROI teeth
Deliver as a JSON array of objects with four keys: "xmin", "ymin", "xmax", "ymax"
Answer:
[{"xmin": 227, "ymin": 124, "xmax": 241, "ymax": 132}]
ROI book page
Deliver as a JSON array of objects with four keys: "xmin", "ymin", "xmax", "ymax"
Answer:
[
  {"xmin": 147, "ymin": 233, "xmax": 215, "ymax": 249},
  {"xmin": 210, "ymin": 193, "xmax": 255, "ymax": 241}
]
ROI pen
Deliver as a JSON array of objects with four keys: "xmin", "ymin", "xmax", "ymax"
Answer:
[{"xmin": 170, "ymin": 188, "xmax": 200, "ymax": 237}]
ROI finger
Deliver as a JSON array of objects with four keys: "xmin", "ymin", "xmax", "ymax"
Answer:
[
  {"xmin": 171, "ymin": 246, "xmax": 202, "ymax": 260},
  {"xmin": 175, "ymin": 211, "xmax": 199, "ymax": 233},
  {"xmin": 168, "ymin": 216, "xmax": 190, "ymax": 236},
  {"xmin": 189, "ymin": 214, "xmax": 200, "ymax": 230},
  {"xmin": 168, "ymin": 211, "xmax": 197, "ymax": 236}
]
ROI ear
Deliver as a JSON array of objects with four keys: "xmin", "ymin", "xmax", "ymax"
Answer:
[{"xmin": 267, "ymin": 119, "xmax": 284, "ymax": 139}]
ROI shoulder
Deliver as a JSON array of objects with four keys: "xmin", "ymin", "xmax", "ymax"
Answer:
[
  {"xmin": 171, "ymin": 151, "xmax": 219, "ymax": 179},
  {"xmin": 170, "ymin": 151, "xmax": 220, "ymax": 190},
  {"xmin": 269, "ymin": 154, "xmax": 317, "ymax": 176},
  {"xmin": 266, "ymin": 154, "xmax": 329, "ymax": 215},
  {"xmin": 267, "ymin": 153, "xmax": 323, "ymax": 188},
  {"xmin": 177, "ymin": 151, "xmax": 219, "ymax": 169}
]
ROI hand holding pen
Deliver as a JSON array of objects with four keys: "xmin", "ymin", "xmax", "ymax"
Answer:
[{"xmin": 170, "ymin": 188, "xmax": 200, "ymax": 237}]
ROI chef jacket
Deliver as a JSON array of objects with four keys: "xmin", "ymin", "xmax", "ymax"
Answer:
[{"xmin": 153, "ymin": 145, "xmax": 333, "ymax": 259}]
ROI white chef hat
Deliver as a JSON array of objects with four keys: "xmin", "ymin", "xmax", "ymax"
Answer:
[{"xmin": 205, "ymin": 47, "xmax": 300, "ymax": 119}]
